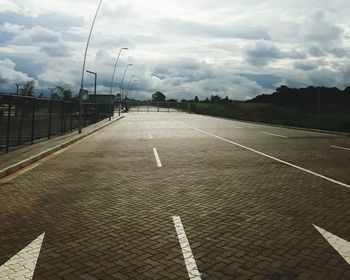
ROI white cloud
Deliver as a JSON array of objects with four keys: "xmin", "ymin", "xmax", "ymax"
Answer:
[
  {"xmin": 0, "ymin": 58, "xmax": 33, "ymax": 91},
  {"xmin": 0, "ymin": 0, "xmax": 350, "ymax": 99}
]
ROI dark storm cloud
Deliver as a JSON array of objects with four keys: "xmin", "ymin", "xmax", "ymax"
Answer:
[
  {"xmin": 40, "ymin": 43, "xmax": 71, "ymax": 57},
  {"xmin": 239, "ymin": 73, "xmax": 282, "ymax": 89},
  {"xmin": 245, "ymin": 41, "xmax": 284, "ymax": 66},
  {"xmin": 151, "ymin": 59, "xmax": 215, "ymax": 83},
  {"xmin": 294, "ymin": 61, "xmax": 319, "ymax": 71},
  {"xmin": 304, "ymin": 11, "xmax": 343, "ymax": 43}
]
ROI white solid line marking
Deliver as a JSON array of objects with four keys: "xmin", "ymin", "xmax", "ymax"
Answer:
[
  {"xmin": 174, "ymin": 120, "xmax": 350, "ymax": 189},
  {"xmin": 260, "ymin": 131, "xmax": 288, "ymax": 138},
  {"xmin": 153, "ymin": 148, "xmax": 162, "ymax": 167},
  {"xmin": 314, "ymin": 225, "xmax": 350, "ymax": 265},
  {"xmin": 172, "ymin": 216, "xmax": 202, "ymax": 280},
  {"xmin": 331, "ymin": 145, "xmax": 350, "ymax": 151},
  {"xmin": 0, "ymin": 232, "xmax": 45, "ymax": 279},
  {"xmin": 149, "ymin": 133, "xmax": 153, "ymax": 139}
]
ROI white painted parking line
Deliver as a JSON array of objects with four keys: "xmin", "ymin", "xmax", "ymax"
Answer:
[
  {"xmin": 174, "ymin": 120, "xmax": 350, "ymax": 189},
  {"xmin": 153, "ymin": 148, "xmax": 162, "ymax": 167},
  {"xmin": 172, "ymin": 216, "xmax": 202, "ymax": 280},
  {"xmin": 0, "ymin": 232, "xmax": 45, "ymax": 279},
  {"xmin": 260, "ymin": 131, "xmax": 288, "ymax": 138},
  {"xmin": 314, "ymin": 225, "xmax": 350, "ymax": 265},
  {"xmin": 331, "ymin": 145, "xmax": 350, "ymax": 151}
]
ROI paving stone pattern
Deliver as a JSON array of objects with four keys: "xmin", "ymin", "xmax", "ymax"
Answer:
[{"xmin": 0, "ymin": 112, "xmax": 350, "ymax": 279}]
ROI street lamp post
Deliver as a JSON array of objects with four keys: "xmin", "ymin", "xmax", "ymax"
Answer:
[
  {"xmin": 86, "ymin": 70, "xmax": 97, "ymax": 122},
  {"xmin": 110, "ymin": 47, "xmax": 128, "ymax": 120},
  {"xmin": 86, "ymin": 70, "xmax": 97, "ymax": 102},
  {"xmin": 119, "ymin": 64, "xmax": 133, "ymax": 115},
  {"xmin": 78, "ymin": 0, "xmax": 103, "ymax": 134},
  {"xmin": 125, "ymin": 75, "xmax": 136, "ymax": 98}
]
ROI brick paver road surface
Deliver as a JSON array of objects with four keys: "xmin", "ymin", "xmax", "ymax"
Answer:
[{"xmin": 1, "ymin": 112, "xmax": 350, "ymax": 279}]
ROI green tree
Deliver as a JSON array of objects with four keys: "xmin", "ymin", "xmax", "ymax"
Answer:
[
  {"xmin": 55, "ymin": 86, "xmax": 73, "ymax": 101},
  {"xmin": 193, "ymin": 96, "xmax": 199, "ymax": 103},
  {"xmin": 20, "ymin": 80, "xmax": 35, "ymax": 96},
  {"xmin": 152, "ymin": 91, "xmax": 166, "ymax": 101}
]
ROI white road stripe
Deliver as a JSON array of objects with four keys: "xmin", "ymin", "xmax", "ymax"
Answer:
[
  {"xmin": 172, "ymin": 216, "xmax": 202, "ymax": 280},
  {"xmin": 0, "ymin": 233, "xmax": 45, "ymax": 280},
  {"xmin": 331, "ymin": 145, "xmax": 350, "ymax": 151},
  {"xmin": 174, "ymin": 120, "xmax": 350, "ymax": 189},
  {"xmin": 260, "ymin": 131, "xmax": 288, "ymax": 138},
  {"xmin": 314, "ymin": 225, "xmax": 350, "ymax": 265},
  {"xmin": 149, "ymin": 133, "xmax": 153, "ymax": 139},
  {"xmin": 153, "ymin": 148, "xmax": 162, "ymax": 167}
]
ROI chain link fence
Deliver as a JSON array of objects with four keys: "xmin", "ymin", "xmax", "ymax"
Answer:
[{"xmin": 0, "ymin": 94, "xmax": 113, "ymax": 154}]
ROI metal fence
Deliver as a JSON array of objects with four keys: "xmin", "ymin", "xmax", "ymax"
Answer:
[
  {"xmin": 127, "ymin": 101, "xmax": 192, "ymax": 113},
  {"xmin": 0, "ymin": 94, "xmax": 113, "ymax": 154}
]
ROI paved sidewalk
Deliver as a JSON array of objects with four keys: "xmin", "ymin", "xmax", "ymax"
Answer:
[{"xmin": 0, "ymin": 115, "xmax": 124, "ymax": 172}]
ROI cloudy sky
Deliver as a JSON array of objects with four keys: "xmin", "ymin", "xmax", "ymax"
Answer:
[{"xmin": 0, "ymin": 0, "xmax": 350, "ymax": 100}]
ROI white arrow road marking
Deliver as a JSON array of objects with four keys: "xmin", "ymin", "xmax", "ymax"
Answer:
[
  {"xmin": 0, "ymin": 233, "xmax": 45, "ymax": 280},
  {"xmin": 313, "ymin": 225, "xmax": 350, "ymax": 265},
  {"xmin": 173, "ymin": 216, "xmax": 202, "ymax": 280}
]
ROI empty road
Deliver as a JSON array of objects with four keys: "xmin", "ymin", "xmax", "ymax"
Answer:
[{"xmin": 1, "ymin": 112, "xmax": 350, "ymax": 279}]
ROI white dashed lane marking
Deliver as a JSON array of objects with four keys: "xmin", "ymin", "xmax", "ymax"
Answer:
[
  {"xmin": 314, "ymin": 225, "xmax": 350, "ymax": 266},
  {"xmin": 153, "ymin": 148, "xmax": 162, "ymax": 167},
  {"xmin": 331, "ymin": 145, "xmax": 350, "ymax": 151},
  {"xmin": 174, "ymin": 119, "xmax": 350, "ymax": 189},
  {"xmin": 0, "ymin": 233, "xmax": 45, "ymax": 280},
  {"xmin": 172, "ymin": 216, "xmax": 202, "ymax": 280},
  {"xmin": 260, "ymin": 131, "xmax": 288, "ymax": 138}
]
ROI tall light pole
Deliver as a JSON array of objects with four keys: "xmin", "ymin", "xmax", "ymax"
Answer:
[
  {"xmin": 129, "ymin": 79, "xmax": 138, "ymax": 100},
  {"xmin": 78, "ymin": 0, "xmax": 103, "ymax": 134},
  {"xmin": 119, "ymin": 64, "xmax": 133, "ymax": 115},
  {"xmin": 110, "ymin": 47, "xmax": 128, "ymax": 120},
  {"xmin": 125, "ymin": 75, "xmax": 136, "ymax": 98},
  {"xmin": 86, "ymin": 70, "xmax": 97, "ymax": 102}
]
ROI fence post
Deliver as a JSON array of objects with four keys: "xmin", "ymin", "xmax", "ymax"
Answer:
[
  {"xmin": 168, "ymin": 102, "xmax": 170, "ymax": 113},
  {"xmin": 148, "ymin": 101, "xmax": 150, "ymax": 112},
  {"xmin": 157, "ymin": 102, "xmax": 159, "ymax": 112},
  {"xmin": 6, "ymin": 95, "xmax": 12, "ymax": 153},
  {"xmin": 61, "ymin": 101, "xmax": 65, "ymax": 135},
  {"xmin": 70, "ymin": 103, "xmax": 73, "ymax": 132},
  {"xmin": 188, "ymin": 103, "xmax": 191, "ymax": 114},
  {"xmin": 138, "ymin": 102, "xmax": 139, "ymax": 112},
  {"xmin": 30, "ymin": 98, "xmax": 36, "ymax": 145},
  {"xmin": 48, "ymin": 99, "xmax": 52, "ymax": 139}
]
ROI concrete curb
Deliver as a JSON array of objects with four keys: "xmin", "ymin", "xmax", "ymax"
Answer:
[{"xmin": 0, "ymin": 115, "xmax": 125, "ymax": 179}]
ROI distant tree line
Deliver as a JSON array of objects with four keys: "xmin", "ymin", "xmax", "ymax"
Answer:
[
  {"xmin": 179, "ymin": 85, "xmax": 350, "ymax": 105},
  {"xmin": 249, "ymin": 85, "xmax": 350, "ymax": 105}
]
